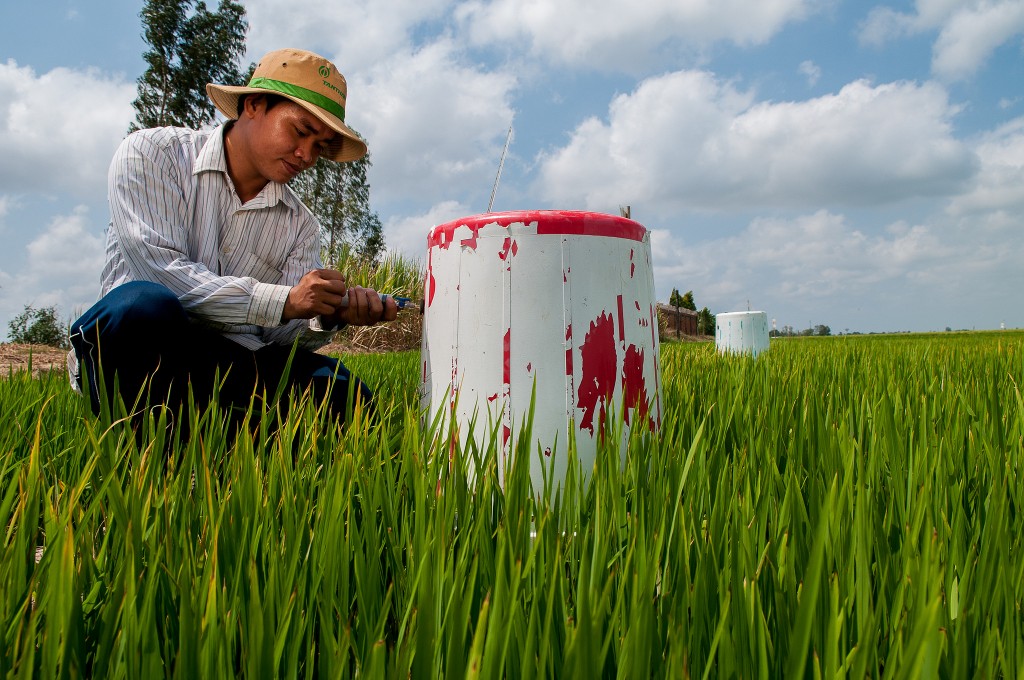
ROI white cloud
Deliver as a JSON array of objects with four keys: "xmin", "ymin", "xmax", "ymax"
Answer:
[
  {"xmin": 948, "ymin": 117, "xmax": 1024, "ymax": 216},
  {"xmin": 651, "ymin": 210, "xmax": 948, "ymax": 303},
  {"xmin": 536, "ymin": 72, "xmax": 976, "ymax": 214},
  {"xmin": 0, "ymin": 60, "xmax": 134, "ymax": 197},
  {"xmin": 456, "ymin": 0, "xmax": 822, "ymax": 69},
  {"xmin": 243, "ymin": 0, "xmax": 451, "ymax": 72},
  {"xmin": 859, "ymin": 0, "xmax": 1024, "ymax": 81},
  {"xmin": 648, "ymin": 207, "xmax": 1021, "ymax": 331},
  {"xmin": 799, "ymin": 60, "xmax": 821, "ymax": 86},
  {"xmin": 858, "ymin": 7, "xmax": 916, "ymax": 46},
  {"xmin": 0, "ymin": 206, "xmax": 105, "ymax": 329},
  {"xmin": 932, "ymin": 2, "xmax": 1024, "ymax": 81},
  {"xmin": 351, "ymin": 39, "xmax": 518, "ymax": 206}
]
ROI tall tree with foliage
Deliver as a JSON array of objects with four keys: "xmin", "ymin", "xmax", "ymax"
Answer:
[
  {"xmin": 697, "ymin": 307, "xmax": 716, "ymax": 336},
  {"xmin": 130, "ymin": 0, "xmax": 247, "ymax": 131},
  {"xmin": 7, "ymin": 305, "xmax": 68, "ymax": 348},
  {"xmin": 291, "ymin": 150, "xmax": 386, "ymax": 267}
]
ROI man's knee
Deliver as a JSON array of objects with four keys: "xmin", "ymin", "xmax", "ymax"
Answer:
[{"xmin": 73, "ymin": 281, "xmax": 186, "ymax": 342}]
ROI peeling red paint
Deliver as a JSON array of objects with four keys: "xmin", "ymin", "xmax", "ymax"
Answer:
[
  {"xmin": 429, "ymin": 211, "xmax": 646, "ymax": 252},
  {"xmin": 635, "ymin": 300, "xmax": 641, "ymax": 311},
  {"xmin": 427, "ymin": 215, "xmax": 515, "ymax": 249},
  {"xmin": 460, "ymin": 222, "xmax": 486, "ymax": 250},
  {"xmin": 617, "ymin": 295, "xmax": 625, "ymax": 343},
  {"xmin": 564, "ymin": 324, "xmax": 574, "ymax": 376},
  {"xmin": 428, "ymin": 226, "xmax": 457, "ymax": 250},
  {"xmin": 544, "ymin": 447, "xmax": 552, "ymax": 457},
  {"xmin": 503, "ymin": 425, "xmax": 511, "ymax": 447},
  {"xmin": 503, "ymin": 329, "xmax": 511, "ymax": 385},
  {"xmin": 487, "ymin": 393, "xmax": 498, "ymax": 402},
  {"xmin": 576, "ymin": 312, "xmax": 616, "ymax": 435},
  {"xmin": 499, "ymin": 237, "xmax": 518, "ymax": 261},
  {"xmin": 533, "ymin": 212, "xmax": 646, "ymax": 241},
  {"xmin": 622, "ymin": 344, "xmax": 654, "ymax": 430},
  {"xmin": 426, "ymin": 250, "xmax": 436, "ymax": 307},
  {"xmin": 527, "ymin": 362, "xmax": 532, "ymax": 372},
  {"xmin": 630, "ymin": 249, "xmax": 635, "ymax": 278}
]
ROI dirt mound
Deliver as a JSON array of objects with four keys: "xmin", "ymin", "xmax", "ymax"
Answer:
[
  {"xmin": 0, "ymin": 343, "xmax": 70, "ymax": 379},
  {"xmin": 1, "ymin": 312, "xmax": 423, "ymax": 381},
  {"xmin": 320, "ymin": 310, "xmax": 422, "ymax": 355}
]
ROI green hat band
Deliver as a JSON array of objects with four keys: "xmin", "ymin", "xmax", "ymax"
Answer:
[{"xmin": 247, "ymin": 77, "xmax": 346, "ymax": 122}]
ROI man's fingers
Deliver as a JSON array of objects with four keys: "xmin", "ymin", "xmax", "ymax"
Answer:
[
  {"xmin": 321, "ymin": 291, "xmax": 346, "ymax": 309},
  {"xmin": 328, "ymin": 285, "xmax": 401, "ymax": 326},
  {"xmin": 348, "ymin": 286, "xmax": 373, "ymax": 323},
  {"xmin": 317, "ymin": 268, "xmax": 345, "ymax": 281},
  {"xmin": 382, "ymin": 295, "xmax": 398, "ymax": 321},
  {"xmin": 316, "ymin": 273, "xmax": 347, "ymax": 297},
  {"xmin": 283, "ymin": 269, "xmax": 349, "ymax": 321}
]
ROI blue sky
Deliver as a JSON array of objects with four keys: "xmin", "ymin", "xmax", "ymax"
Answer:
[{"xmin": 1, "ymin": 0, "xmax": 1022, "ymax": 336}]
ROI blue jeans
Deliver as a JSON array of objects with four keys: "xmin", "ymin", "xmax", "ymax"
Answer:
[{"xmin": 70, "ymin": 281, "xmax": 372, "ymax": 423}]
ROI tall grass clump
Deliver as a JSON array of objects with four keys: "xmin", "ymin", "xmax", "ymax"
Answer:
[
  {"xmin": 1, "ymin": 332, "xmax": 1022, "ymax": 677},
  {"xmin": 334, "ymin": 246, "xmax": 424, "ymax": 300}
]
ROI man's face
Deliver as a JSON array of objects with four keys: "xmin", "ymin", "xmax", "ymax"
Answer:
[{"xmin": 243, "ymin": 96, "xmax": 339, "ymax": 183}]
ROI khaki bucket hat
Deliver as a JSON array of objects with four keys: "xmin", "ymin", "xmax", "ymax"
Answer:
[{"xmin": 207, "ymin": 48, "xmax": 367, "ymax": 163}]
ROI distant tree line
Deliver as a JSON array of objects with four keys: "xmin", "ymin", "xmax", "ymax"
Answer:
[
  {"xmin": 770, "ymin": 324, "xmax": 832, "ymax": 337},
  {"xmin": 6, "ymin": 305, "xmax": 69, "ymax": 348}
]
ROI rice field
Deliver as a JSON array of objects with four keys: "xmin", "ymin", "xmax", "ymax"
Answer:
[{"xmin": 1, "ymin": 331, "xmax": 1022, "ymax": 677}]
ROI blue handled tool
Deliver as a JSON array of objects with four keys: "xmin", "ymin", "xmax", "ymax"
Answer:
[{"xmin": 340, "ymin": 293, "xmax": 422, "ymax": 313}]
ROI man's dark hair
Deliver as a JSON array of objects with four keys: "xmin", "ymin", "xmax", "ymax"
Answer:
[{"xmin": 237, "ymin": 93, "xmax": 288, "ymax": 117}]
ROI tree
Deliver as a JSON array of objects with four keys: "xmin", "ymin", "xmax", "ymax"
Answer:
[
  {"xmin": 7, "ymin": 305, "xmax": 69, "ymax": 348},
  {"xmin": 668, "ymin": 288, "xmax": 696, "ymax": 311},
  {"xmin": 697, "ymin": 307, "xmax": 716, "ymax": 335},
  {"xmin": 130, "ymin": 0, "xmax": 247, "ymax": 131},
  {"xmin": 290, "ymin": 151, "xmax": 387, "ymax": 267}
]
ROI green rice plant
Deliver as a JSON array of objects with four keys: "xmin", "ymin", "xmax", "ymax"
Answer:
[
  {"xmin": 0, "ymin": 331, "xmax": 1022, "ymax": 677},
  {"xmin": 333, "ymin": 246, "xmax": 424, "ymax": 299}
]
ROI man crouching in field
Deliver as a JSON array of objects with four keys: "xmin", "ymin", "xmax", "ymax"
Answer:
[{"xmin": 67, "ymin": 48, "xmax": 397, "ymax": 425}]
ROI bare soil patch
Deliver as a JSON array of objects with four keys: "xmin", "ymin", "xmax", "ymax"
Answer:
[
  {"xmin": 319, "ymin": 311, "xmax": 423, "ymax": 356},
  {"xmin": 1, "ymin": 313, "xmax": 423, "ymax": 381},
  {"xmin": 0, "ymin": 343, "xmax": 70, "ymax": 379}
]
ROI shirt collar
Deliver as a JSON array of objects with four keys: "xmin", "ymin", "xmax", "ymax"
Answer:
[{"xmin": 194, "ymin": 123, "xmax": 303, "ymax": 211}]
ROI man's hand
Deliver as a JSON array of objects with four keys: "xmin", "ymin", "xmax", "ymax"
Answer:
[
  {"xmin": 283, "ymin": 269, "xmax": 347, "ymax": 321},
  {"xmin": 336, "ymin": 286, "xmax": 399, "ymax": 326}
]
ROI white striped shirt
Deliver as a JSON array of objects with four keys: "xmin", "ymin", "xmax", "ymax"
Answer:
[{"xmin": 100, "ymin": 123, "xmax": 336, "ymax": 351}]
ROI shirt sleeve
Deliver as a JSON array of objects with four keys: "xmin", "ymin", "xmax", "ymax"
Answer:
[
  {"xmin": 107, "ymin": 131, "xmax": 292, "ymax": 328},
  {"xmin": 259, "ymin": 218, "xmax": 340, "ymax": 349}
]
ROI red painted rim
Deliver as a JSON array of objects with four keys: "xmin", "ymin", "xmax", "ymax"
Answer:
[{"xmin": 428, "ymin": 210, "xmax": 646, "ymax": 248}]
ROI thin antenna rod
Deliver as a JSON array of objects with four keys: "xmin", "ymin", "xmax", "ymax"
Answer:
[{"xmin": 487, "ymin": 123, "xmax": 513, "ymax": 213}]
